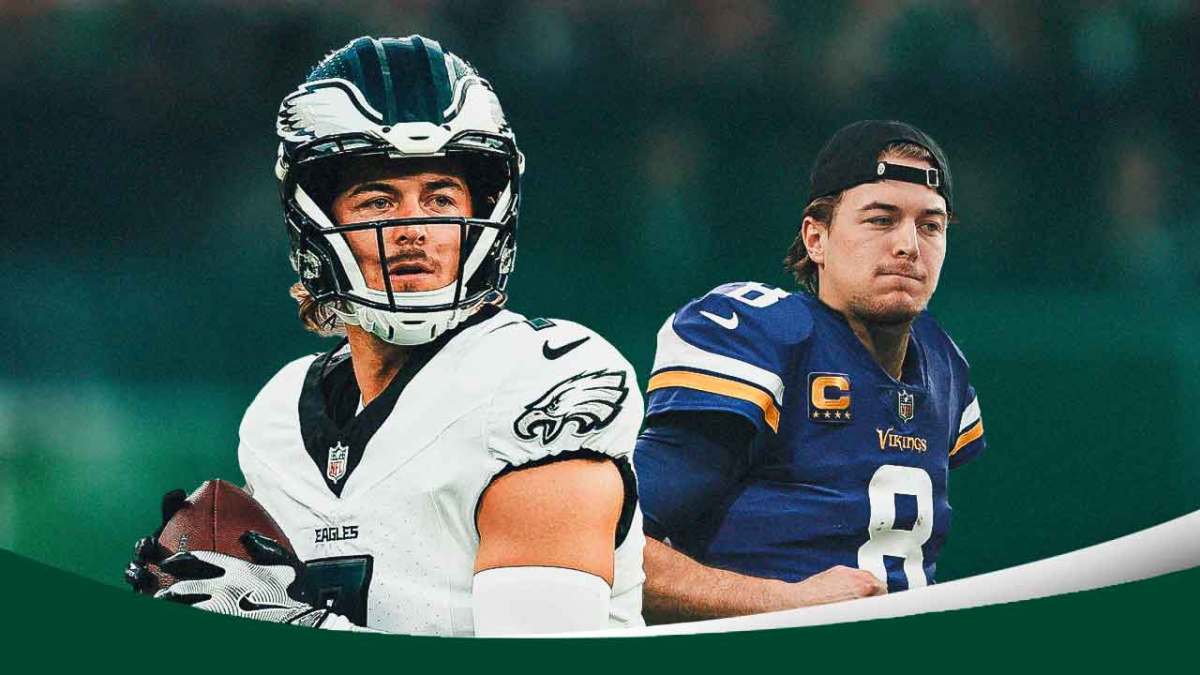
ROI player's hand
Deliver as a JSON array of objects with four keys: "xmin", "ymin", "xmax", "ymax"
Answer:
[
  {"xmin": 153, "ymin": 532, "xmax": 330, "ymax": 628},
  {"xmin": 788, "ymin": 565, "xmax": 887, "ymax": 606},
  {"xmin": 123, "ymin": 488, "xmax": 188, "ymax": 593},
  {"xmin": 238, "ymin": 530, "xmax": 313, "ymax": 602}
]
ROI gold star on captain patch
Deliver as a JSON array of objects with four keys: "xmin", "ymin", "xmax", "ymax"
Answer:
[
  {"xmin": 834, "ymin": 411, "xmax": 842, "ymax": 419},
  {"xmin": 845, "ymin": 412, "xmax": 851, "ymax": 420},
  {"xmin": 812, "ymin": 411, "xmax": 820, "ymax": 419},
  {"xmin": 823, "ymin": 411, "xmax": 831, "ymax": 418}
]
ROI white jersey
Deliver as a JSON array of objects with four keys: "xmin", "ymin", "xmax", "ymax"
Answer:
[{"xmin": 238, "ymin": 308, "xmax": 646, "ymax": 636}]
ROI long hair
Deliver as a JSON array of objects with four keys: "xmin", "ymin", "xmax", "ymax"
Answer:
[
  {"xmin": 289, "ymin": 282, "xmax": 346, "ymax": 337},
  {"xmin": 783, "ymin": 142, "xmax": 936, "ymax": 292},
  {"xmin": 288, "ymin": 281, "xmax": 508, "ymax": 337}
]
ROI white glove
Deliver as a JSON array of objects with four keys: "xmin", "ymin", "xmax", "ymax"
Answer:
[
  {"xmin": 153, "ymin": 532, "xmax": 380, "ymax": 632},
  {"xmin": 155, "ymin": 550, "xmax": 331, "ymax": 627}
]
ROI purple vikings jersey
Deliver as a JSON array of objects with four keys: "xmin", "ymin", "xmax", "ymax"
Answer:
[{"xmin": 637, "ymin": 282, "xmax": 985, "ymax": 591}]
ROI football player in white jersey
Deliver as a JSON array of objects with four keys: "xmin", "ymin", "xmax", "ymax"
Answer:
[{"xmin": 125, "ymin": 35, "xmax": 645, "ymax": 636}]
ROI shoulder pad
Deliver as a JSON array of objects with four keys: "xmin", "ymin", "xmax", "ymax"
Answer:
[
  {"xmin": 484, "ymin": 320, "xmax": 644, "ymax": 468},
  {"xmin": 647, "ymin": 282, "xmax": 810, "ymax": 434},
  {"xmin": 240, "ymin": 353, "xmax": 318, "ymax": 433},
  {"xmin": 913, "ymin": 312, "xmax": 972, "ymax": 371},
  {"xmin": 671, "ymin": 282, "xmax": 812, "ymax": 363},
  {"xmin": 238, "ymin": 352, "xmax": 320, "ymax": 474},
  {"xmin": 912, "ymin": 314, "xmax": 986, "ymax": 468}
]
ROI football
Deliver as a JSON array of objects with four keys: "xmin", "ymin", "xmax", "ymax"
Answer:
[{"xmin": 143, "ymin": 479, "xmax": 294, "ymax": 594}]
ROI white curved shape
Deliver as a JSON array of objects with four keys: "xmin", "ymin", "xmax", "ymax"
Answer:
[{"xmin": 568, "ymin": 509, "xmax": 1200, "ymax": 637}]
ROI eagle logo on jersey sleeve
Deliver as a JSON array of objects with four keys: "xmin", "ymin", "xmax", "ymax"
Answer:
[{"xmin": 513, "ymin": 370, "xmax": 629, "ymax": 445}]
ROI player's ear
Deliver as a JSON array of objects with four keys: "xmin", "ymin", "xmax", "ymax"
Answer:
[{"xmin": 802, "ymin": 216, "xmax": 827, "ymax": 265}]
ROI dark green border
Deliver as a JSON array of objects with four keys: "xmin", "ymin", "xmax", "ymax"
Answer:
[{"xmin": 9, "ymin": 547, "xmax": 1193, "ymax": 669}]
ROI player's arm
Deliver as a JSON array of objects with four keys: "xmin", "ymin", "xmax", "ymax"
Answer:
[
  {"xmin": 476, "ymin": 321, "xmax": 644, "ymax": 635},
  {"xmin": 472, "ymin": 456, "xmax": 624, "ymax": 636},
  {"xmin": 645, "ymin": 540, "xmax": 885, "ymax": 622},
  {"xmin": 638, "ymin": 412, "xmax": 886, "ymax": 623}
]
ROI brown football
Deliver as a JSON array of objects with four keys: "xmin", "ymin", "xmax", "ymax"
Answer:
[{"xmin": 143, "ymin": 479, "xmax": 294, "ymax": 594}]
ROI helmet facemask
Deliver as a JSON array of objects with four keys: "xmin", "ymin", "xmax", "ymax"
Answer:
[{"xmin": 282, "ymin": 133, "xmax": 520, "ymax": 345}]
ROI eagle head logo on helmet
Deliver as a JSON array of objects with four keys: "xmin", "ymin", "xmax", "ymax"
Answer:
[
  {"xmin": 275, "ymin": 35, "xmax": 524, "ymax": 346},
  {"xmin": 513, "ymin": 371, "xmax": 630, "ymax": 445}
]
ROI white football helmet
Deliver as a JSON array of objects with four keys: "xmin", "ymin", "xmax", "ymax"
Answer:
[{"xmin": 276, "ymin": 35, "xmax": 523, "ymax": 345}]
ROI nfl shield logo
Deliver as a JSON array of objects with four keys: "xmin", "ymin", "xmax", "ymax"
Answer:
[
  {"xmin": 326, "ymin": 441, "xmax": 349, "ymax": 483},
  {"xmin": 897, "ymin": 390, "xmax": 915, "ymax": 423}
]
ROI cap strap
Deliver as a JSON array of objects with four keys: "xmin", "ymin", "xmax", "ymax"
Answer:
[{"xmin": 876, "ymin": 161, "xmax": 941, "ymax": 189}]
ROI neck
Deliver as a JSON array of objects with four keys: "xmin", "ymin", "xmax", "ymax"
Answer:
[
  {"xmin": 844, "ymin": 316, "xmax": 911, "ymax": 381},
  {"xmin": 344, "ymin": 325, "xmax": 411, "ymax": 406},
  {"xmin": 818, "ymin": 291, "xmax": 912, "ymax": 380}
]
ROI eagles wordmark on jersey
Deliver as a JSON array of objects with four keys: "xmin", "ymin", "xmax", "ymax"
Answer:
[
  {"xmin": 639, "ymin": 281, "xmax": 984, "ymax": 591},
  {"xmin": 239, "ymin": 308, "xmax": 646, "ymax": 635}
]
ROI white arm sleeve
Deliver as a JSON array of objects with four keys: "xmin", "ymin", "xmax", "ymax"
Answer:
[{"xmin": 472, "ymin": 566, "xmax": 611, "ymax": 637}]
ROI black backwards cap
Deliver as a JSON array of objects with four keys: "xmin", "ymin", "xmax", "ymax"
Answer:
[{"xmin": 807, "ymin": 120, "xmax": 953, "ymax": 213}]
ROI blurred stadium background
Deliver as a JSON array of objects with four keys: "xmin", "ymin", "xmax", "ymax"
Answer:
[{"xmin": 2, "ymin": 1, "xmax": 1198, "ymax": 588}]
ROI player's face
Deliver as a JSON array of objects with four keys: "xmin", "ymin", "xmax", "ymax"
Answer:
[
  {"xmin": 330, "ymin": 158, "xmax": 471, "ymax": 293},
  {"xmin": 816, "ymin": 157, "xmax": 948, "ymax": 325}
]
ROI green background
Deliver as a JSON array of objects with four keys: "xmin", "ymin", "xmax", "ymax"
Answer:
[{"xmin": 2, "ymin": 1, "xmax": 1197, "ymax": 588}]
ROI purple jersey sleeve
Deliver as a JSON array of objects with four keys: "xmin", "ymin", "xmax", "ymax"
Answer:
[
  {"xmin": 645, "ymin": 282, "xmax": 811, "ymax": 436},
  {"xmin": 949, "ymin": 384, "xmax": 985, "ymax": 468}
]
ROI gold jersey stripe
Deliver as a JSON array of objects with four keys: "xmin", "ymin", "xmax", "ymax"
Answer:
[
  {"xmin": 648, "ymin": 370, "xmax": 780, "ymax": 432},
  {"xmin": 951, "ymin": 420, "xmax": 984, "ymax": 457}
]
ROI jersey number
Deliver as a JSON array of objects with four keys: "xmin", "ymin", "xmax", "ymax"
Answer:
[
  {"xmin": 721, "ymin": 282, "xmax": 789, "ymax": 308},
  {"xmin": 856, "ymin": 465, "xmax": 933, "ymax": 588},
  {"xmin": 301, "ymin": 555, "xmax": 374, "ymax": 625}
]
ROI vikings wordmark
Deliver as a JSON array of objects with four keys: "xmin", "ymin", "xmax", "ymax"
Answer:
[{"xmin": 875, "ymin": 427, "xmax": 928, "ymax": 453}]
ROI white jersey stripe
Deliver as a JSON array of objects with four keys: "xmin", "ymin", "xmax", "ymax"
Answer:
[
  {"xmin": 958, "ymin": 396, "xmax": 981, "ymax": 432},
  {"xmin": 652, "ymin": 316, "xmax": 785, "ymax": 406}
]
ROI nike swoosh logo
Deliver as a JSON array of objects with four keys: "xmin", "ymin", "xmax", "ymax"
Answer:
[
  {"xmin": 699, "ymin": 310, "xmax": 739, "ymax": 329},
  {"xmin": 543, "ymin": 336, "xmax": 590, "ymax": 360},
  {"xmin": 238, "ymin": 591, "xmax": 292, "ymax": 613}
]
